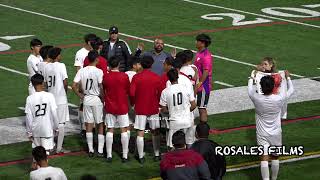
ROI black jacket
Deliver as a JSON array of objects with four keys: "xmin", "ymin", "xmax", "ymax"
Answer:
[
  {"xmin": 101, "ymin": 38, "xmax": 131, "ymax": 72},
  {"xmin": 191, "ymin": 139, "xmax": 226, "ymax": 180}
]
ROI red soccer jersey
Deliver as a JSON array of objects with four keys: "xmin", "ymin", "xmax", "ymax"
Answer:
[
  {"xmin": 83, "ymin": 56, "xmax": 108, "ymax": 76},
  {"xmin": 103, "ymin": 70, "xmax": 130, "ymax": 115},
  {"xmin": 160, "ymin": 72, "xmax": 169, "ymax": 93},
  {"xmin": 130, "ymin": 69, "xmax": 161, "ymax": 115}
]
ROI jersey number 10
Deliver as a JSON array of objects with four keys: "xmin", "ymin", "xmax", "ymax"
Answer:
[{"xmin": 173, "ymin": 92, "xmax": 183, "ymax": 106}]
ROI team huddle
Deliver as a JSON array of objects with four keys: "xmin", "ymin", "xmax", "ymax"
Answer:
[{"xmin": 25, "ymin": 26, "xmax": 293, "ymax": 180}]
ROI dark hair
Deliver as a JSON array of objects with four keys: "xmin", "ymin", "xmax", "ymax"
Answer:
[
  {"xmin": 39, "ymin": 45, "xmax": 54, "ymax": 59},
  {"xmin": 32, "ymin": 146, "xmax": 47, "ymax": 162},
  {"xmin": 172, "ymin": 130, "xmax": 186, "ymax": 148},
  {"xmin": 109, "ymin": 56, "xmax": 120, "ymax": 68},
  {"xmin": 175, "ymin": 51, "xmax": 188, "ymax": 64},
  {"xmin": 128, "ymin": 56, "xmax": 141, "ymax": 69},
  {"xmin": 173, "ymin": 57, "xmax": 183, "ymax": 69},
  {"xmin": 196, "ymin": 34, "xmax": 211, "ymax": 47},
  {"xmin": 167, "ymin": 68, "xmax": 179, "ymax": 83},
  {"xmin": 84, "ymin": 33, "xmax": 97, "ymax": 44},
  {"xmin": 88, "ymin": 50, "xmax": 99, "ymax": 63},
  {"xmin": 196, "ymin": 123, "xmax": 210, "ymax": 138},
  {"xmin": 30, "ymin": 38, "xmax": 42, "ymax": 48},
  {"xmin": 140, "ymin": 56, "xmax": 154, "ymax": 69},
  {"xmin": 183, "ymin": 50, "xmax": 194, "ymax": 62},
  {"xmin": 31, "ymin": 74, "xmax": 44, "ymax": 86},
  {"xmin": 260, "ymin": 75, "xmax": 275, "ymax": 95},
  {"xmin": 164, "ymin": 56, "xmax": 174, "ymax": 66},
  {"xmin": 91, "ymin": 37, "xmax": 104, "ymax": 51},
  {"xmin": 47, "ymin": 47, "xmax": 62, "ymax": 60},
  {"xmin": 80, "ymin": 174, "xmax": 97, "ymax": 180}
]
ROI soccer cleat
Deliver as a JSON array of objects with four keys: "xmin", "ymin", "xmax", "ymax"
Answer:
[
  {"xmin": 138, "ymin": 157, "xmax": 145, "ymax": 165},
  {"xmin": 97, "ymin": 153, "xmax": 104, "ymax": 158},
  {"xmin": 122, "ymin": 158, "xmax": 129, "ymax": 163},
  {"xmin": 106, "ymin": 157, "xmax": 112, "ymax": 163},
  {"xmin": 88, "ymin": 152, "xmax": 94, "ymax": 158},
  {"xmin": 154, "ymin": 156, "xmax": 161, "ymax": 162}
]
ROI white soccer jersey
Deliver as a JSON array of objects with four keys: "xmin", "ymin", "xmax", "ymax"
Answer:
[
  {"xmin": 73, "ymin": 66, "xmax": 103, "ymax": 106},
  {"xmin": 44, "ymin": 62, "xmax": 68, "ymax": 105},
  {"xmin": 248, "ymin": 78, "xmax": 294, "ymax": 136},
  {"xmin": 30, "ymin": 166, "xmax": 67, "ymax": 180},
  {"xmin": 37, "ymin": 62, "xmax": 49, "ymax": 76},
  {"xmin": 74, "ymin": 47, "xmax": 89, "ymax": 68},
  {"xmin": 25, "ymin": 91, "xmax": 58, "ymax": 138},
  {"xmin": 180, "ymin": 65, "xmax": 196, "ymax": 84},
  {"xmin": 27, "ymin": 54, "xmax": 43, "ymax": 79},
  {"xmin": 125, "ymin": 70, "xmax": 136, "ymax": 82},
  {"xmin": 160, "ymin": 83, "xmax": 195, "ymax": 129}
]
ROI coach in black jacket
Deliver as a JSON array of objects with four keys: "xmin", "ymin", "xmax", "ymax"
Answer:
[
  {"xmin": 191, "ymin": 123, "xmax": 226, "ymax": 180},
  {"xmin": 101, "ymin": 26, "xmax": 131, "ymax": 72}
]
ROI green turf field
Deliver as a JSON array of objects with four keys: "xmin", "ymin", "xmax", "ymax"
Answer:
[{"xmin": 0, "ymin": 0, "xmax": 319, "ymax": 179}]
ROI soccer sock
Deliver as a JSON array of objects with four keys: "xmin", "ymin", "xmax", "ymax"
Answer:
[
  {"xmin": 271, "ymin": 160, "xmax": 280, "ymax": 180},
  {"xmin": 261, "ymin": 161, "xmax": 270, "ymax": 180},
  {"xmin": 121, "ymin": 132, "xmax": 129, "ymax": 159},
  {"xmin": 152, "ymin": 135, "xmax": 160, "ymax": 157},
  {"xmin": 136, "ymin": 136, "xmax": 144, "ymax": 158},
  {"xmin": 56, "ymin": 123, "xmax": 65, "ymax": 152},
  {"xmin": 105, "ymin": 132, "xmax": 113, "ymax": 158},
  {"xmin": 86, "ymin": 132, "xmax": 94, "ymax": 153},
  {"xmin": 127, "ymin": 130, "xmax": 131, "ymax": 143},
  {"xmin": 98, "ymin": 134, "xmax": 105, "ymax": 154}
]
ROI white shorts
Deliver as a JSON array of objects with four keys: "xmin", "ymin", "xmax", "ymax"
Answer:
[
  {"xmin": 84, "ymin": 105, "xmax": 104, "ymax": 124},
  {"xmin": 167, "ymin": 126, "xmax": 195, "ymax": 147},
  {"xmin": 32, "ymin": 137, "xmax": 54, "ymax": 150},
  {"xmin": 106, "ymin": 113, "xmax": 129, "ymax": 128},
  {"xmin": 257, "ymin": 133, "xmax": 282, "ymax": 155},
  {"xmin": 134, "ymin": 114, "xmax": 160, "ymax": 130},
  {"xmin": 57, "ymin": 104, "xmax": 70, "ymax": 124},
  {"xmin": 28, "ymin": 82, "xmax": 35, "ymax": 95}
]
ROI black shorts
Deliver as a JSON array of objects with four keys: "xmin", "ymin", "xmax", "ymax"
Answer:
[{"xmin": 197, "ymin": 90, "xmax": 210, "ymax": 109}]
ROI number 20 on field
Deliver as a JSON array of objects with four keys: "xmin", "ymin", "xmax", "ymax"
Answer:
[{"xmin": 201, "ymin": 4, "xmax": 320, "ymax": 26}]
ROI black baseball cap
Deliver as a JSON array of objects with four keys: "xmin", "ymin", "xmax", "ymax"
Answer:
[{"xmin": 109, "ymin": 26, "xmax": 118, "ymax": 34}]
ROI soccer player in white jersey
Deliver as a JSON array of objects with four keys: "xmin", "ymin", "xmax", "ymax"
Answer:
[
  {"xmin": 38, "ymin": 45, "xmax": 53, "ymax": 76},
  {"xmin": 160, "ymin": 69, "xmax": 197, "ymax": 148},
  {"xmin": 166, "ymin": 57, "xmax": 196, "ymax": 148},
  {"xmin": 25, "ymin": 74, "xmax": 59, "ymax": 153},
  {"xmin": 30, "ymin": 146, "xmax": 67, "ymax": 180},
  {"xmin": 74, "ymin": 34, "xmax": 97, "ymax": 137},
  {"xmin": 27, "ymin": 39, "xmax": 43, "ymax": 95},
  {"xmin": 44, "ymin": 47, "xmax": 69, "ymax": 154},
  {"xmin": 72, "ymin": 50, "xmax": 104, "ymax": 157},
  {"xmin": 125, "ymin": 56, "xmax": 142, "ymax": 140},
  {"xmin": 248, "ymin": 71, "xmax": 294, "ymax": 180}
]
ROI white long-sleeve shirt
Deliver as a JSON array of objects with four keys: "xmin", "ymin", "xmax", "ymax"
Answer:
[{"xmin": 248, "ymin": 78, "xmax": 294, "ymax": 136}]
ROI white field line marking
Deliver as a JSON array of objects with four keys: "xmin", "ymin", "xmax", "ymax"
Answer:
[
  {"xmin": 302, "ymin": 4, "xmax": 320, "ymax": 9},
  {"xmin": 0, "ymin": 35, "xmax": 34, "ymax": 40},
  {"xmin": 0, "ymin": 3, "xmax": 304, "ymax": 79},
  {"xmin": 18, "ymin": 107, "xmax": 25, "ymax": 111},
  {"xmin": 214, "ymin": 81, "xmax": 234, "ymax": 87},
  {"xmin": 227, "ymin": 153, "xmax": 320, "ymax": 172},
  {"xmin": 317, "ymin": 68, "xmax": 320, "ymax": 70},
  {"xmin": 0, "ymin": 65, "xmax": 72, "ymax": 90},
  {"xmin": 181, "ymin": 0, "xmax": 320, "ymax": 29}
]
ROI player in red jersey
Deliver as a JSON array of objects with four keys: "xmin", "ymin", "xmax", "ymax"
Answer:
[
  {"xmin": 103, "ymin": 56, "xmax": 130, "ymax": 163},
  {"xmin": 130, "ymin": 56, "xmax": 162, "ymax": 164}
]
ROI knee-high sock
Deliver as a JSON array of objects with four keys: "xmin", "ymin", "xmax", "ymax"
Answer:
[
  {"xmin": 105, "ymin": 132, "xmax": 113, "ymax": 158},
  {"xmin": 261, "ymin": 161, "xmax": 270, "ymax": 180},
  {"xmin": 127, "ymin": 130, "xmax": 131, "ymax": 143},
  {"xmin": 271, "ymin": 160, "xmax": 279, "ymax": 180},
  {"xmin": 121, "ymin": 132, "xmax": 129, "ymax": 159},
  {"xmin": 152, "ymin": 135, "xmax": 160, "ymax": 157},
  {"xmin": 86, "ymin": 132, "xmax": 94, "ymax": 153},
  {"xmin": 56, "ymin": 123, "xmax": 65, "ymax": 152},
  {"xmin": 136, "ymin": 136, "xmax": 144, "ymax": 158},
  {"xmin": 98, "ymin": 134, "xmax": 105, "ymax": 154}
]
